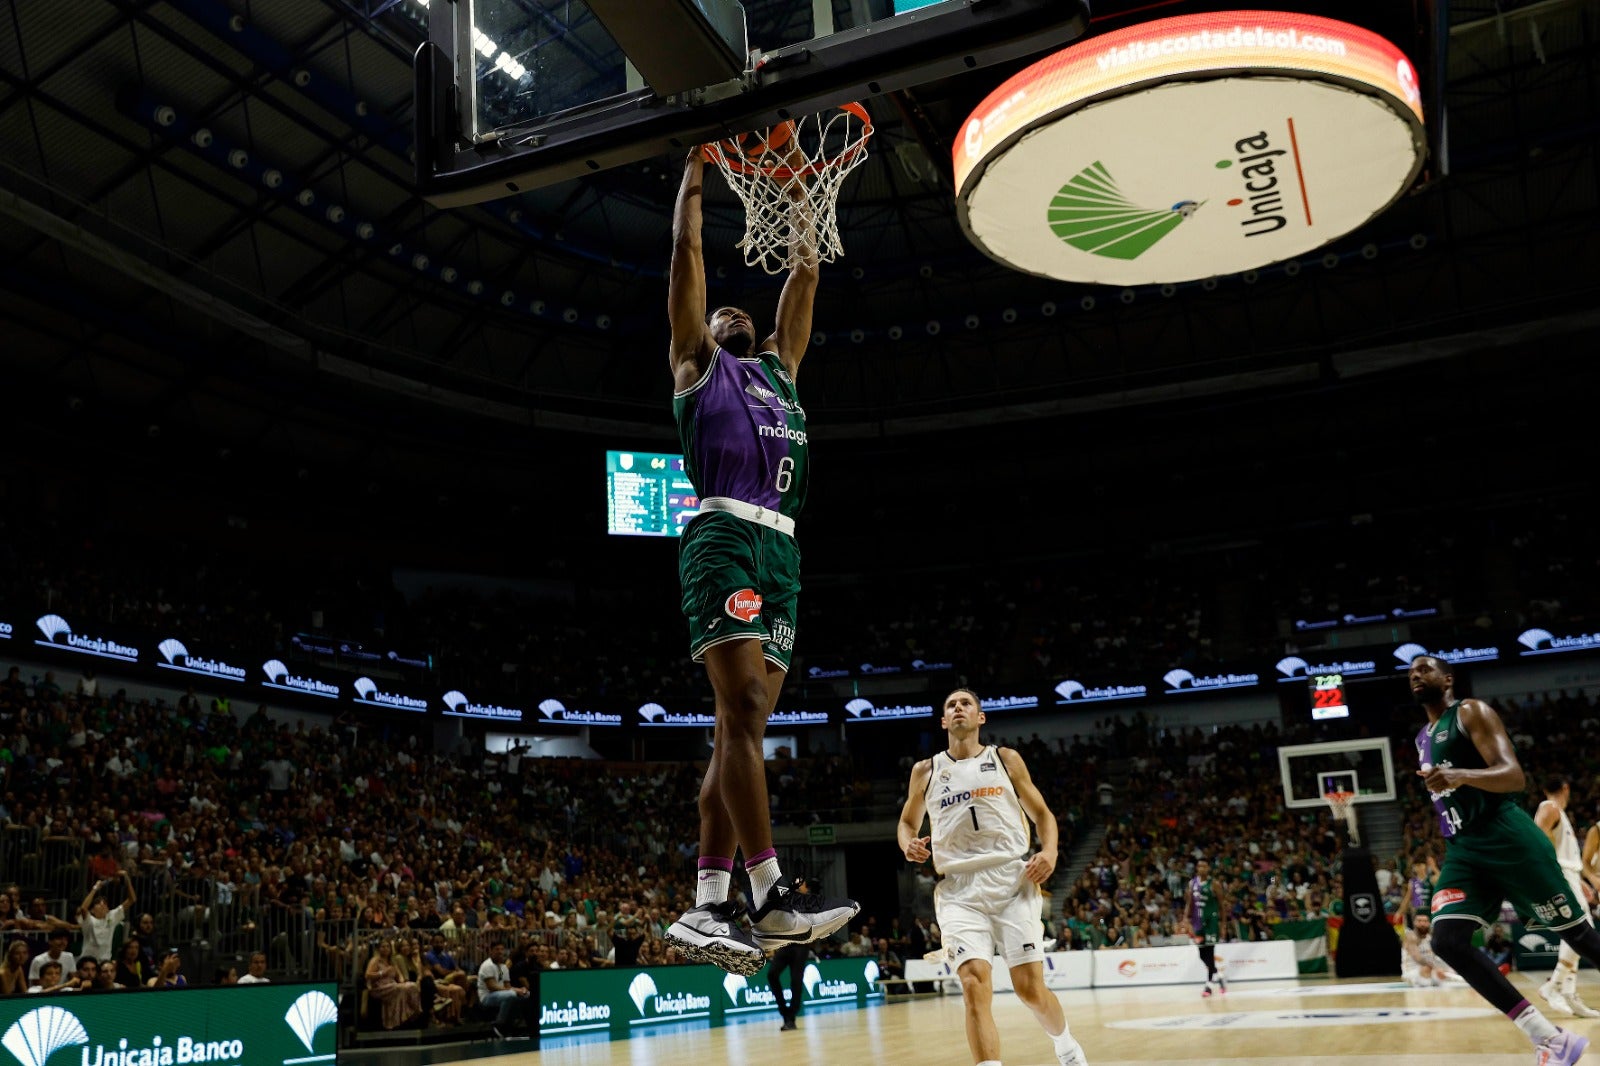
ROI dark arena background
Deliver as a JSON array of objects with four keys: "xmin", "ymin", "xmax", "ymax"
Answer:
[{"xmin": 2, "ymin": 2, "xmax": 1599, "ymax": 1066}]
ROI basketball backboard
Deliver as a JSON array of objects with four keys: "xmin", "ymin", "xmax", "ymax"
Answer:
[
  {"xmin": 415, "ymin": 0, "xmax": 1092, "ymax": 207},
  {"xmin": 1277, "ymin": 738, "xmax": 1397, "ymax": 810}
]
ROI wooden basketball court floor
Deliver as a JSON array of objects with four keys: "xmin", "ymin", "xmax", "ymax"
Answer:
[{"xmin": 350, "ymin": 971, "xmax": 1600, "ymax": 1066}]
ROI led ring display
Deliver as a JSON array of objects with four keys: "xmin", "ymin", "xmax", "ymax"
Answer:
[{"xmin": 954, "ymin": 11, "xmax": 1426, "ymax": 285}]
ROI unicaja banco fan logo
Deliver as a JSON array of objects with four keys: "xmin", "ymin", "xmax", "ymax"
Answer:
[
  {"xmin": 34, "ymin": 614, "xmax": 138, "ymax": 663},
  {"xmin": 3, "ymin": 1006, "xmax": 88, "ymax": 1066},
  {"xmin": 625, "ymin": 973, "xmax": 710, "ymax": 1025},
  {"xmin": 1049, "ymin": 162, "xmax": 1197, "ymax": 260},
  {"xmin": 283, "ymin": 991, "xmax": 337, "ymax": 1063}
]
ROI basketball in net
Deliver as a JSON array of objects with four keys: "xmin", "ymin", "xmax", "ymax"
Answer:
[{"xmin": 702, "ymin": 102, "xmax": 873, "ymax": 275}]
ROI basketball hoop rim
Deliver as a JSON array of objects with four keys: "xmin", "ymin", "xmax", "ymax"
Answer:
[
  {"xmin": 704, "ymin": 101, "xmax": 874, "ymax": 180},
  {"xmin": 1324, "ymin": 790, "xmax": 1356, "ymax": 812}
]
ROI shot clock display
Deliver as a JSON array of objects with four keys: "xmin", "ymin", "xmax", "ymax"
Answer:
[{"xmin": 1309, "ymin": 673, "xmax": 1351, "ymax": 720}]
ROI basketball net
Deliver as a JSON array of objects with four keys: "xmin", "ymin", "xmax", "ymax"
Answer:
[
  {"xmin": 703, "ymin": 103, "xmax": 872, "ymax": 275},
  {"xmin": 1325, "ymin": 790, "xmax": 1361, "ymax": 847}
]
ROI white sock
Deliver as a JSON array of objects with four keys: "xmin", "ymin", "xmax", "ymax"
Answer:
[
  {"xmin": 1512, "ymin": 1003, "xmax": 1561, "ymax": 1045},
  {"xmin": 748, "ymin": 857, "xmax": 781, "ymax": 908},
  {"xmin": 1559, "ymin": 957, "xmax": 1579, "ymax": 995},
  {"xmin": 977, "ymin": 1060, "xmax": 1002, "ymax": 1066},
  {"xmin": 696, "ymin": 870, "xmax": 731, "ymax": 907},
  {"xmin": 1049, "ymin": 1021, "xmax": 1076, "ymax": 1050}
]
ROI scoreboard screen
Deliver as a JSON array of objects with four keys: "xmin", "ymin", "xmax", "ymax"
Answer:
[
  {"xmin": 606, "ymin": 451, "xmax": 698, "ymax": 537},
  {"xmin": 1309, "ymin": 673, "xmax": 1351, "ymax": 720}
]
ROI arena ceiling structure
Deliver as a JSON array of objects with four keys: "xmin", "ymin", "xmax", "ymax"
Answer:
[{"xmin": 0, "ymin": 0, "xmax": 1596, "ymax": 497}]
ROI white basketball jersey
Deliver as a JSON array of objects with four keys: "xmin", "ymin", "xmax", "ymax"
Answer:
[
  {"xmin": 1556, "ymin": 809, "xmax": 1582, "ymax": 873},
  {"xmin": 926, "ymin": 745, "xmax": 1030, "ymax": 876}
]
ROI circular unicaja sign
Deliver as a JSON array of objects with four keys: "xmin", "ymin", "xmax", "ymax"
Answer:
[{"xmin": 954, "ymin": 11, "xmax": 1426, "ymax": 285}]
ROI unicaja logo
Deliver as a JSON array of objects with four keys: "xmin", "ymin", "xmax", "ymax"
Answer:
[
  {"xmin": 628, "ymin": 973, "xmax": 656, "ymax": 1015},
  {"xmin": 1162, "ymin": 668, "xmax": 1259, "ymax": 693},
  {"xmin": 1275, "ymin": 656, "xmax": 1308, "ymax": 678},
  {"xmin": 802, "ymin": 964, "xmax": 822, "ymax": 996},
  {"xmin": 351, "ymin": 677, "xmax": 427, "ymax": 713},
  {"xmin": 261, "ymin": 660, "xmax": 338, "ymax": 699},
  {"xmin": 637, "ymin": 703, "xmax": 664, "ymax": 722},
  {"xmin": 33, "ymin": 614, "xmax": 137, "ymax": 662},
  {"xmin": 1049, "ymin": 162, "xmax": 1195, "ymax": 260},
  {"xmin": 537, "ymin": 698, "xmax": 563, "ymax": 719},
  {"xmin": 158, "ymin": 639, "xmax": 188, "ymax": 664},
  {"xmin": 439, "ymin": 690, "xmax": 522, "ymax": 721},
  {"xmin": 1517, "ymin": 628, "xmax": 1600, "ymax": 656},
  {"xmin": 845, "ymin": 698, "xmax": 872, "ymax": 719},
  {"xmin": 283, "ymin": 991, "xmax": 337, "ymax": 1061},
  {"xmin": 157, "ymin": 639, "xmax": 246, "ymax": 681},
  {"xmin": 1053, "ymin": 678, "xmax": 1147, "ymax": 703},
  {"xmin": 3, "ymin": 1006, "xmax": 88, "ymax": 1066},
  {"xmin": 35, "ymin": 615, "xmax": 70, "ymax": 641},
  {"xmin": 722, "ymin": 973, "xmax": 746, "ymax": 1004}
]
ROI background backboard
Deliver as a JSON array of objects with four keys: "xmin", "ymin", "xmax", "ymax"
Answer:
[
  {"xmin": 1278, "ymin": 738, "xmax": 1397, "ymax": 810},
  {"xmin": 415, "ymin": 0, "xmax": 1092, "ymax": 206}
]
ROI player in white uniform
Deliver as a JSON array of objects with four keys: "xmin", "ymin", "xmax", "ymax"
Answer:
[
  {"xmin": 1534, "ymin": 775, "xmax": 1600, "ymax": 1017},
  {"xmin": 898, "ymin": 688, "xmax": 1086, "ymax": 1066}
]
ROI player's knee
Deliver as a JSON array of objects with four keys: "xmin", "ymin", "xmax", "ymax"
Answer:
[
  {"xmin": 1557, "ymin": 922, "xmax": 1600, "ymax": 957},
  {"xmin": 958, "ymin": 964, "xmax": 992, "ymax": 999},
  {"xmin": 1429, "ymin": 918, "xmax": 1474, "ymax": 963},
  {"xmin": 717, "ymin": 675, "xmax": 770, "ymax": 731}
]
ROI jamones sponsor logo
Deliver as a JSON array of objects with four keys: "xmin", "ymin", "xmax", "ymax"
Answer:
[
  {"xmin": 724, "ymin": 589, "xmax": 763, "ymax": 623},
  {"xmin": 1054, "ymin": 678, "xmax": 1147, "ymax": 703},
  {"xmin": 1430, "ymin": 888, "xmax": 1465, "ymax": 913}
]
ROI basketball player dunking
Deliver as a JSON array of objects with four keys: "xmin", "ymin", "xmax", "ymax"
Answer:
[
  {"xmin": 661, "ymin": 144, "xmax": 858, "ymax": 974},
  {"xmin": 1186, "ymin": 858, "xmax": 1227, "ymax": 996},
  {"xmin": 1535, "ymin": 775, "xmax": 1600, "ymax": 1017},
  {"xmin": 897, "ymin": 688, "xmax": 1087, "ymax": 1066},
  {"xmin": 1410, "ymin": 654, "xmax": 1600, "ymax": 1065}
]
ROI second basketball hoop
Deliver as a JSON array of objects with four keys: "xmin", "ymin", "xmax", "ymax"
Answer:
[{"xmin": 702, "ymin": 103, "xmax": 873, "ymax": 275}]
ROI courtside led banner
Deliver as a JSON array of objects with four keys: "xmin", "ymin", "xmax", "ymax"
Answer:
[
  {"xmin": 539, "ymin": 961, "xmax": 881, "ymax": 1041},
  {"xmin": 0, "ymin": 983, "xmax": 338, "ymax": 1066},
  {"xmin": 955, "ymin": 11, "xmax": 1426, "ymax": 284}
]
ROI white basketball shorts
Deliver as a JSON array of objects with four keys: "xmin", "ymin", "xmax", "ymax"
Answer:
[{"xmin": 934, "ymin": 858, "xmax": 1044, "ymax": 970}]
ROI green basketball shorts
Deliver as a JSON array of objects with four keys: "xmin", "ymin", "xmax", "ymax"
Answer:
[
  {"xmin": 679, "ymin": 510, "xmax": 801, "ymax": 672},
  {"xmin": 1430, "ymin": 803, "xmax": 1586, "ymax": 931}
]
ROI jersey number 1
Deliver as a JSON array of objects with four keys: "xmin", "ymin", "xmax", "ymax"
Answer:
[{"xmin": 969, "ymin": 808, "xmax": 979, "ymax": 831}]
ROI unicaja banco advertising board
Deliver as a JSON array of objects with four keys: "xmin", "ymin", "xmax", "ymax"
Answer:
[{"xmin": 0, "ymin": 985, "xmax": 338, "ymax": 1066}]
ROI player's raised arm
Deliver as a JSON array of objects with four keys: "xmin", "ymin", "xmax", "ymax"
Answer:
[
  {"xmin": 762, "ymin": 127, "xmax": 819, "ymax": 375},
  {"xmin": 999, "ymin": 747, "xmax": 1059, "ymax": 884},
  {"xmin": 668, "ymin": 150, "xmax": 713, "ymax": 388},
  {"xmin": 898, "ymin": 759, "xmax": 932, "ymax": 863},
  {"xmin": 1420, "ymin": 699, "xmax": 1527, "ymax": 795}
]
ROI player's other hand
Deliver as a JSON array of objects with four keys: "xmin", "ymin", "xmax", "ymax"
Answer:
[
  {"xmin": 904, "ymin": 836, "xmax": 931, "ymax": 864},
  {"xmin": 1024, "ymin": 850, "xmax": 1057, "ymax": 885},
  {"xmin": 1417, "ymin": 764, "xmax": 1462, "ymax": 793}
]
